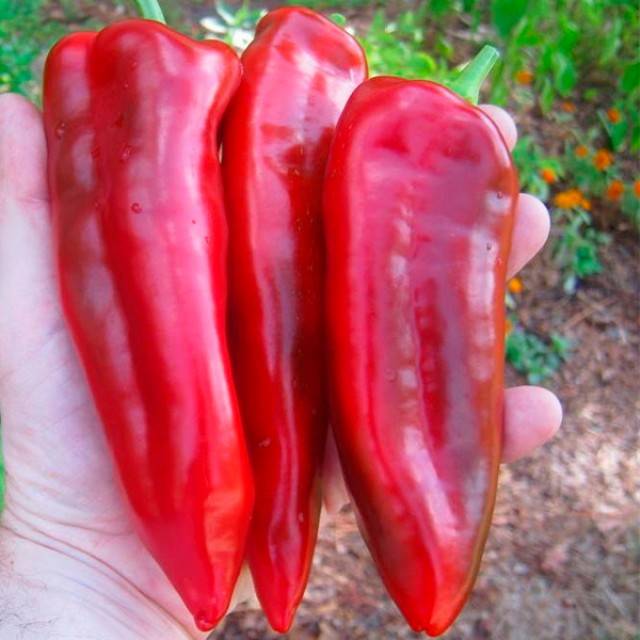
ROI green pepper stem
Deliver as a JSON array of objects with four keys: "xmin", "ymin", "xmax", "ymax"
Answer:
[
  {"xmin": 448, "ymin": 45, "xmax": 500, "ymax": 105},
  {"xmin": 133, "ymin": 0, "xmax": 166, "ymax": 23}
]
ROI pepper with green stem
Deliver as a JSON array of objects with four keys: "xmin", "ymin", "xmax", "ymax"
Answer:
[{"xmin": 324, "ymin": 46, "xmax": 518, "ymax": 635}]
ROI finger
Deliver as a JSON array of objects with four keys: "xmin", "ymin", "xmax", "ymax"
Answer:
[
  {"xmin": 502, "ymin": 386, "xmax": 562, "ymax": 463},
  {"xmin": 228, "ymin": 564, "xmax": 260, "ymax": 611},
  {"xmin": 0, "ymin": 94, "xmax": 55, "ymax": 386},
  {"xmin": 479, "ymin": 106, "xmax": 550, "ymax": 276},
  {"xmin": 0, "ymin": 93, "xmax": 49, "ymax": 204},
  {"xmin": 322, "ymin": 431, "xmax": 350, "ymax": 514},
  {"xmin": 322, "ymin": 385, "xmax": 563, "ymax": 514},
  {"xmin": 480, "ymin": 104, "xmax": 518, "ymax": 151},
  {"xmin": 507, "ymin": 193, "xmax": 551, "ymax": 279}
]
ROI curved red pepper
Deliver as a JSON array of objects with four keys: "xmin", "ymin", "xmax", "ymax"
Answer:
[
  {"xmin": 324, "ymin": 77, "xmax": 518, "ymax": 635},
  {"xmin": 222, "ymin": 8, "xmax": 366, "ymax": 632},
  {"xmin": 43, "ymin": 20, "xmax": 254, "ymax": 632}
]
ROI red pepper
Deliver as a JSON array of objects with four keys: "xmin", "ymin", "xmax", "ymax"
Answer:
[
  {"xmin": 43, "ymin": 19, "xmax": 253, "ymax": 632},
  {"xmin": 222, "ymin": 8, "xmax": 367, "ymax": 632},
  {"xmin": 323, "ymin": 50, "xmax": 518, "ymax": 635}
]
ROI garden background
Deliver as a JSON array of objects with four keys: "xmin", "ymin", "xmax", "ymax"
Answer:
[{"xmin": 0, "ymin": 0, "xmax": 638, "ymax": 638}]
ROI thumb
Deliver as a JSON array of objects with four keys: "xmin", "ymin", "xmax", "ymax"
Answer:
[{"xmin": 0, "ymin": 93, "xmax": 61, "ymax": 395}]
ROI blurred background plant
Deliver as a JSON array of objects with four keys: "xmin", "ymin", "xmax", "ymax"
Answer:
[{"xmin": 0, "ymin": 2, "xmax": 638, "ymax": 638}]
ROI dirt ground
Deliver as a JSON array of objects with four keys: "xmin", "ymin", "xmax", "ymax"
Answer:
[{"xmin": 31, "ymin": 2, "xmax": 640, "ymax": 638}]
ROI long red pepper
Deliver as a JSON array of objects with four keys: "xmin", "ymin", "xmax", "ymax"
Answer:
[
  {"xmin": 324, "ymin": 50, "xmax": 518, "ymax": 635},
  {"xmin": 43, "ymin": 19, "xmax": 253, "ymax": 631},
  {"xmin": 222, "ymin": 8, "xmax": 367, "ymax": 632}
]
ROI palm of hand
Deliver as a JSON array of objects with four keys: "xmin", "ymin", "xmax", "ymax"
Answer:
[{"xmin": 0, "ymin": 94, "xmax": 560, "ymax": 637}]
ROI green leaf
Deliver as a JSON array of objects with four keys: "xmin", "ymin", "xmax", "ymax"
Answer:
[
  {"xmin": 329, "ymin": 12, "xmax": 347, "ymax": 27},
  {"xmin": 599, "ymin": 17, "xmax": 622, "ymax": 64},
  {"xmin": 583, "ymin": 87, "xmax": 600, "ymax": 102},
  {"xmin": 539, "ymin": 77, "xmax": 555, "ymax": 113},
  {"xmin": 430, "ymin": 0, "xmax": 453, "ymax": 14},
  {"xmin": 506, "ymin": 329, "xmax": 569, "ymax": 383},
  {"xmin": 490, "ymin": 0, "xmax": 528, "ymax": 37},
  {"xmin": 557, "ymin": 21, "xmax": 580, "ymax": 54},
  {"xmin": 610, "ymin": 120, "xmax": 629, "ymax": 151},
  {"xmin": 621, "ymin": 61, "xmax": 640, "ymax": 94},
  {"xmin": 515, "ymin": 22, "xmax": 544, "ymax": 46},
  {"xmin": 413, "ymin": 51, "xmax": 437, "ymax": 75},
  {"xmin": 435, "ymin": 35, "xmax": 454, "ymax": 60},
  {"xmin": 631, "ymin": 120, "xmax": 640, "ymax": 152},
  {"xmin": 552, "ymin": 51, "xmax": 577, "ymax": 96}
]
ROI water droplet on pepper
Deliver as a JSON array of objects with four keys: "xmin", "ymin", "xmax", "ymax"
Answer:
[{"xmin": 120, "ymin": 145, "xmax": 132, "ymax": 162}]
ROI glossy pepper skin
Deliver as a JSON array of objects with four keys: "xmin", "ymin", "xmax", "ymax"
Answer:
[
  {"xmin": 43, "ymin": 20, "xmax": 254, "ymax": 632},
  {"xmin": 324, "ymin": 78, "xmax": 518, "ymax": 635},
  {"xmin": 222, "ymin": 8, "xmax": 367, "ymax": 632}
]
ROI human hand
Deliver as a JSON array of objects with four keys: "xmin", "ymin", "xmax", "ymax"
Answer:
[
  {"xmin": 0, "ymin": 93, "xmax": 229, "ymax": 640},
  {"xmin": 0, "ymin": 93, "xmax": 560, "ymax": 638}
]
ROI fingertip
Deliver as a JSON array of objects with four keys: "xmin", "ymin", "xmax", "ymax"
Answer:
[
  {"xmin": 502, "ymin": 386, "xmax": 562, "ymax": 463},
  {"xmin": 228, "ymin": 564, "xmax": 259, "ymax": 611},
  {"xmin": 521, "ymin": 192, "xmax": 551, "ymax": 239},
  {"xmin": 531, "ymin": 385, "xmax": 563, "ymax": 439},
  {"xmin": 322, "ymin": 470, "xmax": 350, "ymax": 515},
  {"xmin": 321, "ymin": 431, "xmax": 351, "ymax": 514},
  {"xmin": 479, "ymin": 104, "xmax": 518, "ymax": 150},
  {"xmin": 507, "ymin": 193, "xmax": 551, "ymax": 278}
]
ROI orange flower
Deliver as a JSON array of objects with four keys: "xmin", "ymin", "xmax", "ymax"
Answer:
[
  {"xmin": 606, "ymin": 107, "xmax": 621, "ymax": 124},
  {"xmin": 505, "ymin": 318, "xmax": 513, "ymax": 336},
  {"xmin": 634, "ymin": 180, "xmax": 640, "ymax": 198},
  {"xmin": 605, "ymin": 180, "xmax": 624, "ymax": 201},
  {"xmin": 553, "ymin": 188, "xmax": 584, "ymax": 209},
  {"xmin": 593, "ymin": 149, "xmax": 613, "ymax": 171},
  {"xmin": 515, "ymin": 70, "xmax": 534, "ymax": 85},
  {"xmin": 580, "ymin": 196, "xmax": 592, "ymax": 211},
  {"xmin": 575, "ymin": 145, "xmax": 589, "ymax": 158},
  {"xmin": 508, "ymin": 277, "xmax": 523, "ymax": 294},
  {"xmin": 540, "ymin": 167, "xmax": 557, "ymax": 184},
  {"xmin": 561, "ymin": 101, "xmax": 577, "ymax": 113}
]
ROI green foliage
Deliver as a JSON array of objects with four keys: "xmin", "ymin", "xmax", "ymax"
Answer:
[
  {"xmin": 360, "ymin": 6, "xmax": 448, "ymax": 79},
  {"xmin": 513, "ymin": 135, "xmax": 564, "ymax": 200},
  {"xmin": 200, "ymin": 1, "xmax": 265, "ymax": 50},
  {"xmin": 0, "ymin": 0, "xmax": 67, "ymax": 100},
  {"xmin": 621, "ymin": 187, "xmax": 640, "ymax": 230},
  {"xmin": 553, "ymin": 208, "xmax": 609, "ymax": 294},
  {"xmin": 490, "ymin": 0, "xmax": 528, "ymax": 38},
  {"xmin": 506, "ymin": 328, "xmax": 571, "ymax": 384},
  {"xmin": 514, "ymin": 133, "xmax": 616, "ymax": 294}
]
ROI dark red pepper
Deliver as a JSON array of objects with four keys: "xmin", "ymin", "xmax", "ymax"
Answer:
[
  {"xmin": 323, "ymin": 52, "xmax": 518, "ymax": 635},
  {"xmin": 43, "ymin": 20, "xmax": 253, "ymax": 631},
  {"xmin": 222, "ymin": 7, "xmax": 367, "ymax": 632}
]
